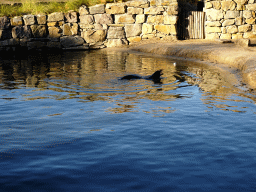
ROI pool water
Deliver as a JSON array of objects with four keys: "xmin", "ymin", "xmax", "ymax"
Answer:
[{"xmin": 0, "ymin": 50, "xmax": 256, "ymax": 192}]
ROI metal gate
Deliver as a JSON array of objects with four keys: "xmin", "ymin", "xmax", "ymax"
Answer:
[{"xmin": 178, "ymin": 11, "xmax": 205, "ymax": 40}]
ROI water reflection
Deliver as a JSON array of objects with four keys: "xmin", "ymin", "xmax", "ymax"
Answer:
[{"xmin": 0, "ymin": 49, "xmax": 255, "ymax": 113}]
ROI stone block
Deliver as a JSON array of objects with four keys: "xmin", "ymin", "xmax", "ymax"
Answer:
[
  {"xmin": 11, "ymin": 16, "xmax": 23, "ymax": 26},
  {"xmin": 94, "ymin": 24, "xmax": 108, "ymax": 30},
  {"xmin": 106, "ymin": 39, "xmax": 128, "ymax": 48},
  {"xmin": 245, "ymin": 3, "xmax": 256, "ymax": 10},
  {"xmin": 205, "ymin": 21, "xmax": 221, "ymax": 27},
  {"xmin": 79, "ymin": 24, "xmax": 94, "ymax": 29},
  {"xmin": 48, "ymin": 12, "xmax": 64, "ymax": 22},
  {"xmin": 107, "ymin": 27, "xmax": 125, "ymax": 39},
  {"xmin": 212, "ymin": 1, "xmax": 221, "ymax": 9},
  {"xmin": 235, "ymin": 38, "xmax": 249, "ymax": 46},
  {"xmin": 47, "ymin": 21, "xmax": 64, "ymax": 27},
  {"xmin": 243, "ymin": 10, "xmax": 253, "ymax": 19},
  {"xmin": 12, "ymin": 26, "xmax": 32, "ymax": 38},
  {"xmin": 253, "ymin": 25, "xmax": 256, "ymax": 32},
  {"xmin": 220, "ymin": 33, "xmax": 232, "ymax": 39},
  {"xmin": 147, "ymin": 15, "xmax": 164, "ymax": 24},
  {"xmin": 221, "ymin": 27, "xmax": 227, "ymax": 33},
  {"xmin": 37, "ymin": 14, "xmax": 47, "ymax": 25},
  {"xmin": 136, "ymin": 15, "xmax": 146, "ymax": 23},
  {"xmin": 205, "ymin": 33, "xmax": 220, "ymax": 39},
  {"xmin": 82, "ymin": 29, "xmax": 106, "ymax": 43},
  {"xmin": 235, "ymin": 17, "xmax": 243, "ymax": 25},
  {"xmin": 222, "ymin": 19, "xmax": 235, "ymax": 26},
  {"xmin": 0, "ymin": 16, "xmax": 11, "ymax": 29},
  {"xmin": 63, "ymin": 23, "xmax": 78, "ymax": 36},
  {"xmin": 164, "ymin": 15, "xmax": 178, "ymax": 25},
  {"xmin": 30, "ymin": 25, "xmax": 47, "ymax": 38},
  {"xmin": 154, "ymin": 24, "xmax": 176, "ymax": 35},
  {"xmin": 205, "ymin": 2, "xmax": 213, "ymax": 9},
  {"xmin": 150, "ymin": 0, "xmax": 177, "ymax": 6},
  {"xmin": 205, "ymin": 26, "xmax": 221, "ymax": 33},
  {"xmin": 23, "ymin": 15, "xmax": 36, "ymax": 25},
  {"xmin": 144, "ymin": 6, "xmax": 164, "ymax": 14},
  {"xmin": 125, "ymin": 0, "xmax": 149, "ymax": 8},
  {"xmin": 94, "ymin": 14, "xmax": 113, "ymax": 24},
  {"xmin": 89, "ymin": 4, "xmax": 105, "ymax": 14},
  {"xmin": 80, "ymin": 15, "xmax": 94, "ymax": 24},
  {"xmin": 0, "ymin": 29, "xmax": 12, "ymax": 40},
  {"xmin": 106, "ymin": 3, "xmax": 126, "ymax": 14},
  {"xmin": 79, "ymin": 5, "xmax": 89, "ymax": 15},
  {"xmin": 48, "ymin": 27, "xmax": 62, "ymax": 38},
  {"xmin": 236, "ymin": 3, "xmax": 245, "ymax": 10},
  {"xmin": 60, "ymin": 35, "xmax": 85, "ymax": 48},
  {"xmin": 232, "ymin": 33, "xmax": 243, "ymax": 39},
  {"xmin": 166, "ymin": 3, "xmax": 179, "ymax": 15},
  {"xmin": 115, "ymin": 14, "xmax": 135, "ymax": 24},
  {"xmin": 234, "ymin": 0, "xmax": 248, "ymax": 4},
  {"xmin": 127, "ymin": 7, "xmax": 144, "ymax": 15},
  {"xmin": 205, "ymin": 9, "xmax": 223, "ymax": 21},
  {"xmin": 127, "ymin": 36, "xmax": 141, "ymax": 43},
  {"xmin": 142, "ymin": 23, "xmax": 154, "ymax": 34},
  {"xmin": 65, "ymin": 11, "xmax": 78, "ymax": 23},
  {"xmin": 142, "ymin": 34, "xmax": 155, "ymax": 39},
  {"xmin": 225, "ymin": 11, "xmax": 240, "ymax": 19},
  {"xmin": 246, "ymin": 18, "xmax": 256, "ymax": 24},
  {"xmin": 226, "ymin": 25, "xmax": 238, "ymax": 33},
  {"xmin": 221, "ymin": 1, "xmax": 236, "ymax": 11},
  {"xmin": 243, "ymin": 32, "xmax": 256, "ymax": 38},
  {"xmin": 238, "ymin": 24, "xmax": 252, "ymax": 32},
  {"xmin": 125, "ymin": 24, "xmax": 142, "ymax": 37}
]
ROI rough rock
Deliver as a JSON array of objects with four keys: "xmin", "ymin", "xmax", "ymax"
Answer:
[
  {"xmin": 205, "ymin": 9, "xmax": 224, "ymax": 21},
  {"xmin": 225, "ymin": 11, "xmax": 240, "ymax": 19},
  {"xmin": 127, "ymin": 36, "xmax": 141, "ymax": 43},
  {"xmin": 125, "ymin": 24, "xmax": 142, "ymax": 37},
  {"xmin": 144, "ymin": 7, "xmax": 164, "ymax": 14},
  {"xmin": 136, "ymin": 15, "xmax": 146, "ymax": 23},
  {"xmin": 205, "ymin": 21, "xmax": 222, "ymax": 27},
  {"xmin": 147, "ymin": 15, "xmax": 164, "ymax": 24},
  {"xmin": 63, "ymin": 23, "xmax": 78, "ymax": 36},
  {"xmin": 238, "ymin": 24, "xmax": 252, "ymax": 32},
  {"xmin": 115, "ymin": 14, "xmax": 135, "ymax": 24},
  {"xmin": 79, "ymin": 5, "xmax": 89, "ymax": 15},
  {"xmin": 154, "ymin": 24, "xmax": 176, "ymax": 35},
  {"xmin": 164, "ymin": 15, "xmax": 178, "ymax": 25},
  {"xmin": 48, "ymin": 12, "xmax": 64, "ymax": 22},
  {"xmin": 127, "ymin": 7, "xmax": 144, "ymax": 14},
  {"xmin": 80, "ymin": 15, "xmax": 94, "ymax": 24},
  {"xmin": 30, "ymin": 25, "xmax": 47, "ymax": 38},
  {"xmin": 23, "ymin": 15, "xmax": 36, "ymax": 25},
  {"xmin": 166, "ymin": 4, "xmax": 179, "ymax": 15},
  {"xmin": 11, "ymin": 16, "xmax": 23, "ymax": 26},
  {"xmin": 0, "ymin": 16, "xmax": 11, "ymax": 29},
  {"xmin": 221, "ymin": 1, "xmax": 236, "ymax": 11},
  {"xmin": 205, "ymin": 26, "xmax": 222, "ymax": 33},
  {"xmin": 89, "ymin": 4, "xmax": 105, "ymax": 14},
  {"xmin": 81, "ymin": 29, "xmax": 106, "ymax": 43},
  {"xmin": 125, "ymin": 0, "xmax": 149, "ymax": 8},
  {"xmin": 0, "ymin": 29, "xmax": 12, "ymax": 40},
  {"xmin": 94, "ymin": 14, "xmax": 113, "ymax": 24},
  {"xmin": 222, "ymin": 19, "xmax": 235, "ymax": 26},
  {"xmin": 246, "ymin": 3, "xmax": 256, "ymax": 10},
  {"xmin": 36, "ymin": 15, "xmax": 47, "ymax": 25},
  {"xmin": 65, "ymin": 11, "xmax": 78, "ymax": 23},
  {"xmin": 48, "ymin": 27, "xmax": 62, "ymax": 38},
  {"xmin": 107, "ymin": 27, "xmax": 125, "ymax": 39},
  {"xmin": 142, "ymin": 23, "xmax": 154, "ymax": 34},
  {"xmin": 106, "ymin": 39, "xmax": 128, "ymax": 47},
  {"xmin": 60, "ymin": 35, "xmax": 85, "ymax": 48},
  {"xmin": 12, "ymin": 26, "xmax": 32, "ymax": 38},
  {"xmin": 106, "ymin": 3, "xmax": 126, "ymax": 14},
  {"xmin": 226, "ymin": 25, "xmax": 238, "ymax": 33}
]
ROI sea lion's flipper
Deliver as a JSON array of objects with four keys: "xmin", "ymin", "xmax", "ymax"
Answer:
[{"xmin": 146, "ymin": 70, "xmax": 163, "ymax": 80}]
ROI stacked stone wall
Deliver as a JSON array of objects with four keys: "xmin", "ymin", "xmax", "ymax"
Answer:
[
  {"xmin": 0, "ymin": 0, "xmax": 178, "ymax": 51},
  {"xmin": 204, "ymin": 0, "xmax": 256, "ymax": 40}
]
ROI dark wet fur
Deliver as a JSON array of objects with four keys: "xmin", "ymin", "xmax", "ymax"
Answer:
[{"xmin": 121, "ymin": 70, "xmax": 163, "ymax": 83}]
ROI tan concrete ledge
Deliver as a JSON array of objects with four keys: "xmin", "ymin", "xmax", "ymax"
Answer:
[{"xmin": 126, "ymin": 39, "xmax": 256, "ymax": 89}]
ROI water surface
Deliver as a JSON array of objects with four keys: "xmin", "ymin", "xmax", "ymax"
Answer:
[{"xmin": 0, "ymin": 50, "xmax": 256, "ymax": 191}]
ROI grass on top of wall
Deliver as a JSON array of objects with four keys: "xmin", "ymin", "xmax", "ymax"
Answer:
[{"xmin": 0, "ymin": 0, "xmax": 117, "ymax": 17}]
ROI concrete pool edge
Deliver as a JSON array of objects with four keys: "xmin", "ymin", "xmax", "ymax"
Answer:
[{"xmin": 121, "ymin": 39, "xmax": 256, "ymax": 90}]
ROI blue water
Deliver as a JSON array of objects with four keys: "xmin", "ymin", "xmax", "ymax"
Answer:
[{"xmin": 0, "ymin": 50, "xmax": 256, "ymax": 191}]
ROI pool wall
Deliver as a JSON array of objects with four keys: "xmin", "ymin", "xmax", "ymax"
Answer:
[{"xmin": 0, "ymin": 0, "xmax": 179, "ymax": 51}]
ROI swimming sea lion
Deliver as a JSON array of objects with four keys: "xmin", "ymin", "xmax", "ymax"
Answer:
[{"xmin": 120, "ymin": 70, "xmax": 163, "ymax": 83}]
